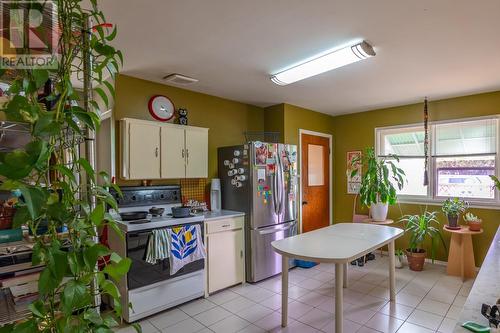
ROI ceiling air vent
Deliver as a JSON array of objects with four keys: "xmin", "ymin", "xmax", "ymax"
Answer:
[{"xmin": 163, "ymin": 73, "xmax": 198, "ymax": 85}]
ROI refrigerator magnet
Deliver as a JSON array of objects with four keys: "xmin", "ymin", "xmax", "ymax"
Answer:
[
  {"xmin": 257, "ymin": 168, "xmax": 266, "ymax": 182},
  {"xmin": 255, "ymin": 145, "xmax": 268, "ymax": 166}
]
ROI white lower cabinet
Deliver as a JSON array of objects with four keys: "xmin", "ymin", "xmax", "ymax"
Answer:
[{"xmin": 205, "ymin": 216, "xmax": 245, "ymax": 295}]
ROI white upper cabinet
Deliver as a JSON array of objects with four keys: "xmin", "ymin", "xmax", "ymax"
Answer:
[
  {"xmin": 160, "ymin": 125, "xmax": 186, "ymax": 179},
  {"xmin": 120, "ymin": 118, "xmax": 208, "ymax": 180},
  {"xmin": 185, "ymin": 126, "xmax": 209, "ymax": 178},
  {"xmin": 122, "ymin": 120, "xmax": 161, "ymax": 180}
]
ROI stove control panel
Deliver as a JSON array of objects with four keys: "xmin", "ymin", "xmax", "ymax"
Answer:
[{"xmin": 110, "ymin": 185, "xmax": 181, "ymax": 207}]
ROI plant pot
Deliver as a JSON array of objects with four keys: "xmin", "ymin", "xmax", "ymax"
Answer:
[
  {"xmin": 468, "ymin": 220, "xmax": 482, "ymax": 232},
  {"xmin": 370, "ymin": 202, "xmax": 388, "ymax": 221},
  {"xmin": 446, "ymin": 215, "xmax": 459, "ymax": 229},
  {"xmin": 406, "ymin": 249, "xmax": 426, "ymax": 271},
  {"xmin": 395, "ymin": 255, "xmax": 404, "ymax": 269}
]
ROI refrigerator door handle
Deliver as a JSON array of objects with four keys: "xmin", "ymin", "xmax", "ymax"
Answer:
[
  {"xmin": 272, "ymin": 165, "xmax": 279, "ymax": 215},
  {"xmin": 258, "ymin": 222, "xmax": 296, "ymax": 235},
  {"xmin": 279, "ymin": 150, "xmax": 286, "ymax": 215}
]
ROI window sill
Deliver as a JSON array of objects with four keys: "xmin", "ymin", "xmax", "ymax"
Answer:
[{"xmin": 396, "ymin": 197, "xmax": 500, "ymax": 210}]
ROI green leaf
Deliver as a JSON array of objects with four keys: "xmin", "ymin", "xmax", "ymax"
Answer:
[
  {"xmin": 77, "ymin": 158, "xmax": 96, "ymax": 183},
  {"xmin": 28, "ymin": 300, "xmax": 46, "ymax": 318},
  {"xmin": 61, "ymin": 280, "xmax": 91, "ymax": 315},
  {"xmin": 11, "ymin": 319, "xmax": 37, "ymax": 333},
  {"xmin": 72, "ymin": 106, "xmax": 100, "ymax": 131},
  {"xmin": 103, "ymin": 257, "xmax": 131, "ymax": 281},
  {"xmin": 94, "ymin": 86, "xmax": 109, "ymax": 109},
  {"xmin": 83, "ymin": 243, "xmax": 109, "ymax": 270},
  {"xmin": 105, "ymin": 25, "xmax": 117, "ymax": 41},
  {"xmin": 38, "ymin": 267, "xmax": 60, "ymax": 296},
  {"xmin": 102, "ymin": 80, "xmax": 115, "ymax": 100},
  {"xmin": 84, "ymin": 308, "xmax": 103, "ymax": 326},
  {"xmin": 33, "ymin": 112, "xmax": 61, "ymax": 137},
  {"xmin": 33, "ymin": 69, "xmax": 49, "ymax": 89},
  {"xmin": 12, "ymin": 206, "xmax": 30, "ymax": 228},
  {"xmin": 18, "ymin": 185, "xmax": 48, "ymax": 220},
  {"xmin": 90, "ymin": 202, "xmax": 105, "ymax": 227},
  {"xmin": 52, "ymin": 165, "xmax": 77, "ymax": 185}
]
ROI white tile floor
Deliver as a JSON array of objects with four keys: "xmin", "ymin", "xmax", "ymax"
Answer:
[{"xmin": 116, "ymin": 254, "xmax": 473, "ymax": 333}]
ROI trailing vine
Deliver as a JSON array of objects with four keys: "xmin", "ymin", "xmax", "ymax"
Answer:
[{"xmin": 0, "ymin": 1, "xmax": 134, "ymax": 332}]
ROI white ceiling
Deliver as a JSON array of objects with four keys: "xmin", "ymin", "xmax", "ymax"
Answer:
[{"xmin": 99, "ymin": 0, "xmax": 500, "ymax": 115}]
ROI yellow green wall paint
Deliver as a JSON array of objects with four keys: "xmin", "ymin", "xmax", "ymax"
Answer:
[
  {"xmin": 114, "ymin": 75, "xmax": 264, "ymax": 182},
  {"xmin": 283, "ymin": 103, "xmax": 335, "ymax": 145},
  {"xmin": 263, "ymin": 104, "xmax": 285, "ymax": 143},
  {"xmin": 331, "ymin": 91, "xmax": 500, "ymax": 265}
]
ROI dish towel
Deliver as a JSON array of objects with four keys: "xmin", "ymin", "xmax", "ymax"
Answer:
[
  {"xmin": 167, "ymin": 224, "xmax": 206, "ymax": 275},
  {"xmin": 145, "ymin": 228, "xmax": 170, "ymax": 265}
]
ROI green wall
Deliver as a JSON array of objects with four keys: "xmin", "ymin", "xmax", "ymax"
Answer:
[
  {"xmin": 114, "ymin": 75, "xmax": 264, "ymax": 182},
  {"xmin": 283, "ymin": 103, "xmax": 335, "ymax": 145},
  {"xmin": 263, "ymin": 104, "xmax": 285, "ymax": 143},
  {"xmin": 332, "ymin": 91, "xmax": 500, "ymax": 265}
]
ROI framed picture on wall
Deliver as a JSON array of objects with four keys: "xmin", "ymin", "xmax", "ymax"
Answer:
[{"xmin": 346, "ymin": 150, "xmax": 362, "ymax": 194}]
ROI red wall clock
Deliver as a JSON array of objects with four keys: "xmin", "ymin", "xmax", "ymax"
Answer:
[{"xmin": 148, "ymin": 95, "xmax": 175, "ymax": 121}]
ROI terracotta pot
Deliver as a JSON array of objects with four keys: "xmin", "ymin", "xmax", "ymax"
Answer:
[
  {"xmin": 0, "ymin": 206, "xmax": 15, "ymax": 230},
  {"xmin": 468, "ymin": 220, "xmax": 482, "ymax": 232},
  {"xmin": 446, "ymin": 215, "xmax": 459, "ymax": 228},
  {"xmin": 406, "ymin": 249, "xmax": 426, "ymax": 271}
]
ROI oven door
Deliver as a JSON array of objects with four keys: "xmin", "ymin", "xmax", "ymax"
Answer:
[{"xmin": 126, "ymin": 221, "xmax": 205, "ymax": 290}]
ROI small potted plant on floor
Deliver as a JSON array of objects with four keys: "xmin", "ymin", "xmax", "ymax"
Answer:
[
  {"xmin": 400, "ymin": 211, "xmax": 447, "ymax": 271},
  {"xmin": 463, "ymin": 212, "xmax": 483, "ymax": 232},
  {"xmin": 395, "ymin": 249, "xmax": 405, "ymax": 269},
  {"xmin": 350, "ymin": 147, "xmax": 406, "ymax": 221},
  {"xmin": 442, "ymin": 197, "xmax": 468, "ymax": 229}
]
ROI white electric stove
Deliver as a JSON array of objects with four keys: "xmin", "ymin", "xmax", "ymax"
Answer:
[{"xmin": 107, "ymin": 185, "xmax": 205, "ymax": 323}]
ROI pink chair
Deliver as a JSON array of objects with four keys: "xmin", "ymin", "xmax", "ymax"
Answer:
[{"xmin": 352, "ymin": 194, "xmax": 369, "ymax": 223}]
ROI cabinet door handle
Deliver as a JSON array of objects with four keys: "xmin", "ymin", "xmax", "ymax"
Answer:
[
  {"xmin": 186, "ymin": 149, "xmax": 189, "ymax": 163},
  {"xmin": 240, "ymin": 250, "xmax": 243, "ymax": 258},
  {"xmin": 155, "ymin": 147, "xmax": 159, "ymax": 157},
  {"xmin": 182, "ymin": 149, "xmax": 185, "ymax": 158},
  {"xmin": 221, "ymin": 224, "xmax": 230, "ymax": 228}
]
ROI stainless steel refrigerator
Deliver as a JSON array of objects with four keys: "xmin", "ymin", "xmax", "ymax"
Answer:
[{"xmin": 218, "ymin": 142, "xmax": 298, "ymax": 282}]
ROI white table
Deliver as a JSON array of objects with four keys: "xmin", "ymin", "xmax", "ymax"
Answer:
[{"xmin": 271, "ymin": 223, "xmax": 404, "ymax": 333}]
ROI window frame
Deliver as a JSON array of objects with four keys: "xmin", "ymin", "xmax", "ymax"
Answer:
[{"xmin": 375, "ymin": 115, "xmax": 500, "ymax": 209}]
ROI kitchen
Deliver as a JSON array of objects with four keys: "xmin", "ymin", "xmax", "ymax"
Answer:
[{"xmin": 1, "ymin": 1, "xmax": 500, "ymax": 333}]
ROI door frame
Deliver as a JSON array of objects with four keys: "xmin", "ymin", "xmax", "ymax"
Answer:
[{"xmin": 298, "ymin": 129, "xmax": 333, "ymax": 233}]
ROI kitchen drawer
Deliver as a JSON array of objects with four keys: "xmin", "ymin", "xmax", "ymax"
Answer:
[{"xmin": 206, "ymin": 216, "xmax": 244, "ymax": 234}]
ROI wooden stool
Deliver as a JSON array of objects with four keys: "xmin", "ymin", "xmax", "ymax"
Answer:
[{"xmin": 443, "ymin": 225, "xmax": 483, "ymax": 281}]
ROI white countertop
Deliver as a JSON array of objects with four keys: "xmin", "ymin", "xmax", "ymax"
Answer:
[
  {"xmin": 201, "ymin": 210, "xmax": 245, "ymax": 221},
  {"xmin": 114, "ymin": 210, "xmax": 245, "ymax": 232},
  {"xmin": 272, "ymin": 223, "xmax": 404, "ymax": 263},
  {"xmin": 454, "ymin": 226, "xmax": 500, "ymax": 332}
]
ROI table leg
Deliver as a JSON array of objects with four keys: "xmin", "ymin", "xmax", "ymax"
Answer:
[
  {"xmin": 343, "ymin": 263, "xmax": 348, "ymax": 288},
  {"xmin": 281, "ymin": 255, "xmax": 289, "ymax": 327},
  {"xmin": 388, "ymin": 240, "xmax": 396, "ymax": 301},
  {"xmin": 335, "ymin": 263, "xmax": 344, "ymax": 333}
]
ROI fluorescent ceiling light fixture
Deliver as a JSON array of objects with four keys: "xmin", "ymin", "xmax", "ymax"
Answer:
[{"xmin": 270, "ymin": 40, "xmax": 376, "ymax": 85}]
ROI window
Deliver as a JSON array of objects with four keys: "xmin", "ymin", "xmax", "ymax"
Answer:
[{"xmin": 376, "ymin": 117, "xmax": 498, "ymax": 205}]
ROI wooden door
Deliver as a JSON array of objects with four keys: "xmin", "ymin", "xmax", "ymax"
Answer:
[
  {"xmin": 161, "ymin": 125, "xmax": 186, "ymax": 178},
  {"xmin": 185, "ymin": 127, "xmax": 209, "ymax": 178},
  {"xmin": 301, "ymin": 133, "xmax": 330, "ymax": 232},
  {"xmin": 128, "ymin": 122, "xmax": 161, "ymax": 179},
  {"xmin": 207, "ymin": 229, "xmax": 244, "ymax": 293}
]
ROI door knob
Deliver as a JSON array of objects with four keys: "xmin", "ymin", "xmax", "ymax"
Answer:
[{"xmin": 302, "ymin": 201, "xmax": 308, "ymax": 205}]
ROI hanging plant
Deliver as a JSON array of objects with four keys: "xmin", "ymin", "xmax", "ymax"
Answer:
[
  {"xmin": 0, "ymin": 0, "xmax": 135, "ymax": 332},
  {"xmin": 423, "ymin": 97, "xmax": 429, "ymax": 186}
]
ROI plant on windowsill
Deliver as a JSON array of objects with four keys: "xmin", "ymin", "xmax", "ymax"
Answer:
[
  {"xmin": 0, "ymin": 1, "xmax": 135, "ymax": 332},
  {"xmin": 350, "ymin": 147, "xmax": 406, "ymax": 221},
  {"xmin": 463, "ymin": 212, "xmax": 482, "ymax": 232},
  {"xmin": 442, "ymin": 197, "xmax": 469, "ymax": 229},
  {"xmin": 399, "ymin": 211, "xmax": 447, "ymax": 271}
]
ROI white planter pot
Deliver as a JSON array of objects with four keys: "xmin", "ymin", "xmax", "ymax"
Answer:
[
  {"xmin": 395, "ymin": 255, "xmax": 404, "ymax": 269},
  {"xmin": 370, "ymin": 202, "xmax": 388, "ymax": 221}
]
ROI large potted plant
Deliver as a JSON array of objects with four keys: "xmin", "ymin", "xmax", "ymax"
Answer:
[
  {"xmin": 442, "ymin": 197, "xmax": 468, "ymax": 229},
  {"xmin": 0, "ymin": 1, "xmax": 134, "ymax": 332},
  {"xmin": 350, "ymin": 147, "xmax": 406, "ymax": 221},
  {"xmin": 400, "ymin": 211, "xmax": 447, "ymax": 271}
]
